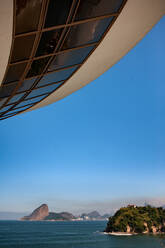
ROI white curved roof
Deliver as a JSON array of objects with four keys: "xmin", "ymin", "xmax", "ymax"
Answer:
[
  {"xmin": 0, "ymin": 0, "xmax": 164, "ymax": 119},
  {"xmin": 29, "ymin": 0, "xmax": 165, "ymax": 112}
]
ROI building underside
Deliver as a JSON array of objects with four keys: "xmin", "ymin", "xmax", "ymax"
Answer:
[{"xmin": 0, "ymin": 0, "xmax": 164, "ymax": 120}]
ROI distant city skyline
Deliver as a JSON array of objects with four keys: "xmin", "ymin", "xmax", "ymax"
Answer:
[{"xmin": 0, "ymin": 17, "xmax": 165, "ymax": 216}]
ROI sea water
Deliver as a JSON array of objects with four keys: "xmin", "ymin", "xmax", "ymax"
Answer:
[{"xmin": 0, "ymin": 220, "xmax": 164, "ymax": 248}]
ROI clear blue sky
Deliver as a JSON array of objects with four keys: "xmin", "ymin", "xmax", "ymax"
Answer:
[{"xmin": 0, "ymin": 17, "xmax": 165, "ymax": 214}]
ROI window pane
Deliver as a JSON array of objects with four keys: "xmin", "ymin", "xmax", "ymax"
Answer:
[
  {"xmin": 27, "ymin": 82, "xmax": 63, "ymax": 98},
  {"xmin": 75, "ymin": 0, "xmax": 123, "ymax": 21},
  {"xmin": 15, "ymin": 0, "xmax": 42, "ymax": 34},
  {"xmin": 27, "ymin": 57, "xmax": 50, "ymax": 77},
  {"xmin": 0, "ymin": 105, "xmax": 13, "ymax": 113},
  {"xmin": 44, "ymin": 0, "xmax": 73, "ymax": 28},
  {"xmin": 0, "ymin": 103, "xmax": 31, "ymax": 116},
  {"xmin": 3, "ymin": 63, "xmax": 27, "ymax": 84},
  {"xmin": 18, "ymin": 94, "xmax": 48, "ymax": 107},
  {"xmin": 48, "ymin": 45, "xmax": 94, "ymax": 72},
  {"xmin": 3, "ymin": 108, "xmax": 24, "ymax": 116},
  {"xmin": 17, "ymin": 78, "xmax": 37, "ymax": 93},
  {"xmin": 0, "ymin": 82, "xmax": 17, "ymax": 98},
  {"xmin": 38, "ymin": 66, "xmax": 77, "ymax": 87},
  {"xmin": 62, "ymin": 17, "xmax": 113, "ymax": 50},
  {"xmin": 11, "ymin": 35, "xmax": 36, "ymax": 62},
  {"xmin": 36, "ymin": 29, "xmax": 63, "ymax": 57},
  {"xmin": 1, "ymin": 112, "xmax": 17, "ymax": 118},
  {"xmin": 14, "ymin": 104, "xmax": 33, "ymax": 112},
  {"xmin": 7, "ymin": 93, "xmax": 25, "ymax": 105}
]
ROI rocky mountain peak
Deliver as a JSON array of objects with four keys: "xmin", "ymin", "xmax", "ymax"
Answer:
[{"xmin": 21, "ymin": 204, "xmax": 49, "ymax": 221}]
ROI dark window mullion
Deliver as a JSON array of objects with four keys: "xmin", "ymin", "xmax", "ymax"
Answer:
[{"xmin": 0, "ymin": 0, "xmax": 47, "ymax": 116}]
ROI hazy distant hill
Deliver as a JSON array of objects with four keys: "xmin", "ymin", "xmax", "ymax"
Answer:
[
  {"xmin": 102, "ymin": 213, "xmax": 111, "ymax": 219},
  {"xmin": 80, "ymin": 211, "xmax": 110, "ymax": 220},
  {"xmin": 87, "ymin": 211, "xmax": 101, "ymax": 218}
]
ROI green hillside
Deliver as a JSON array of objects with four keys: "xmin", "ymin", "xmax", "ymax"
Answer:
[
  {"xmin": 44, "ymin": 212, "xmax": 75, "ymax": 221},
  {"xmin": 105, "ymin": 205, "xmax": 165, "ymax": 234}
]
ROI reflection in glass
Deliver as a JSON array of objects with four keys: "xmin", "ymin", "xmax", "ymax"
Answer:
[
  {"xmin": 3, "ymin": 108, "xmax": 28, "ymax": 116},
  {"xmin": 0, "ymin": 83, "xmax": 17, "ymax": 98},
  {"xmin": 45, "ymin": 0, "xmax": 73, "ymax": 27},
  {"xmin": 48, "ymin": 46, "xmax": 94, "ymax": 72},
  {"xmin": 11, "ymin": 35, "xmax": 36, "ymax": 62},
  {"xmin": 3, "ymin": 63, "xmax": 27, "ymax": 84},
  {"xmin": 62, "ymin": 17, "xmax": 113, "ymax": 50},
  {"xmin": 17, "ymin": 78, "xmax": 37, "ymax": 93},
  {"xmin": 38, "ymin": 66, "xmax": 77, "ymax": 87},
  {"xmin": 27, "ymin": 57, "xmax": 50, "ymax": 77},
  {"xmin": 36, "ymin": 29, "xmax": 63, "ymax": 57},
  {"xmin": 27, "ymin": 82, "xmax": 63, "ymax": 98},
  {"xmin": 0, "ymin": 105, "xmax": 13, "ymax": 113},
  {"xmin": 1, "ymin": 112, "xmax": 17, "ymax": 118},
  {"xmin": 15, "ymin": 0, "xmax": 42, "ymax": 34},
  {"xmin": 13, "ymin": 104, "xmax": 33, "ymax": 112},
  {"xmin": 7, "ymin": 93, "xmax": 25, "ymax": 105},
  {"xmin": 16, "ymin": 94, "xmax": 48, "ymax": 108},
  {"xmin": 75, "ymin": 0, "xmax": 123, "ymax": 21}
]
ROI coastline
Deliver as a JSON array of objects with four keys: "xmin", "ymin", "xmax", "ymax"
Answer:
[
  {"xmin": 20, "ymin": 219, "xmax": 108, "ymax": 222},
  {"xmin": 106, "ymin": 232, "xmax": 135, "ymax": 236},
  {"xmin": 105, "ymin": 232, "xmax": 165, "ymax": 236}
]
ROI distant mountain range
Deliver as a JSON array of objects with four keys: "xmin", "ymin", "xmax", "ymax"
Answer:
[
  {"xmin": 1, "ymin": 203, "xmax": 164, "ymax": 221},
  {"xmin": 21, "ymin": 204, "xmax": 110, "ymax": 221},
  {"xmin": 80, "ymin": 211, "xmax": 110, "ymax": 220}
]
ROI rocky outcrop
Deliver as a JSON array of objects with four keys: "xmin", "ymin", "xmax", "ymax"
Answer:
[
  {"xmin": 126, "ymin": 225, "xmax": 131, "ymax": 233},
  {"xmin": 151, "ymin": 225, "xmax": 157, "ymax": 233},
  {"xmin": 21, "ymin": 204, "xmax": 49, "ymax": 221},
  {"xmin": 21, "ymin": 204, "xmax": 75, "ymax": 221},
  {"xmin": 105, "ymin": 205, "xmax": 165, "ymax": 234}
]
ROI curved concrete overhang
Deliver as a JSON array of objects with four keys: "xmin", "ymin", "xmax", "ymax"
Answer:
[
  {"xmin": 0, "ymin": 0, "xmax": 13, "ymax": 86},
  {"xmin": 28, "ymin": 0, "xmax": 165, "ymax": 112}
]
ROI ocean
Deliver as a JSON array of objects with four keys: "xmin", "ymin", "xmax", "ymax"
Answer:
[{"xmin": 0, "ymin": 220, "xmax": 164, "ymax": 248}]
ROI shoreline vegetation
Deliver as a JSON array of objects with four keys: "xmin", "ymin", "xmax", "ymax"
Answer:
[{"xmin": 105, "ymin": 205, "xmax": 165, "ymax": 235}]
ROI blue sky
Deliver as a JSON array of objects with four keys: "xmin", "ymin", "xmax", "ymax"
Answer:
[{"xmin": 0, "ymin": 17, "xmax": 165, "ymax": 215}]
